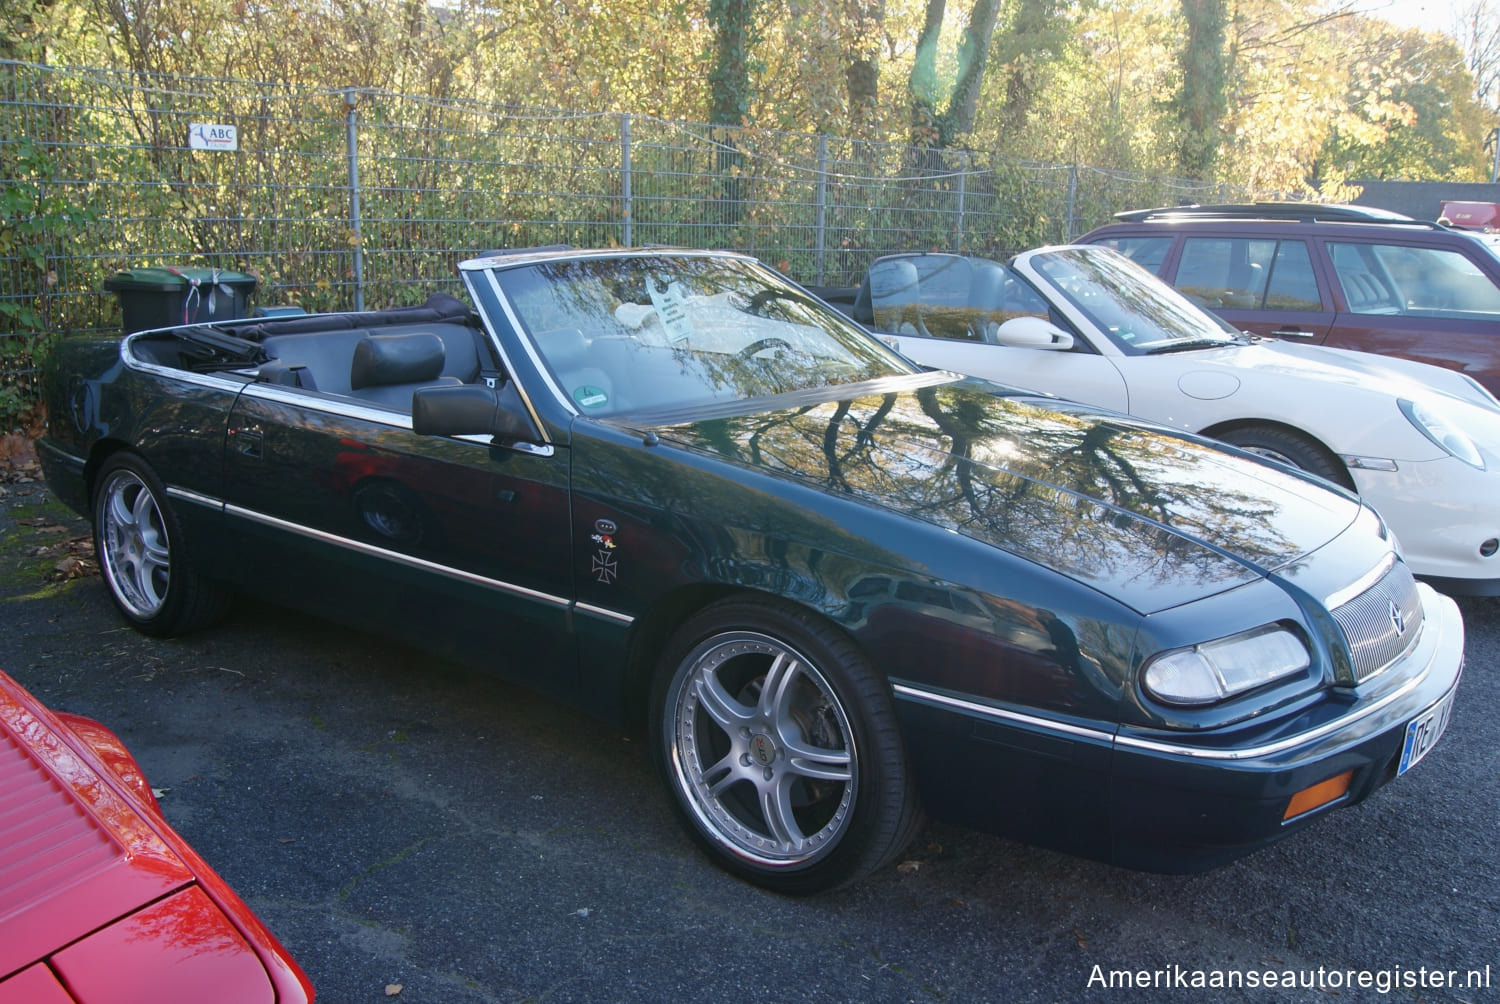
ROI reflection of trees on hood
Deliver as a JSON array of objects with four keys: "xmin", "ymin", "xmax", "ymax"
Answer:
[
  {"xmin": 898, "ymin": 385, "xmax": 1299, "ymax": 585},
  {"xmin": 665, "ymin": 382, "xmax": 1301, "ymax": 587}
]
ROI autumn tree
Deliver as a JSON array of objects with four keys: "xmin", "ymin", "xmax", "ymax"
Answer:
[
  {"xmin": 1315, "ymin": 22, "xmax": 1492, "ymax": 181},
  {"xmin": 997, "ymin": 0, "xmax": 1177, "ymax": 169},
  {"xmin": 845, "ymin": 0, "xmax": 885, "ymax": 134},
  {"xmin": 7, "ymin": 0, "xmax": 1496, "ymax": 191},
  {"xmin": 709, "ymin": 0, "xmax": 761, "ymax": 125},
  {"xmin": 1172, "ymin": 0, "xmax": 1228, "ymax": 178},
  {"xmin": 985, "ymin": 0, "xmax": 1071, "ymax": 137},
  {"xmin": 908, "ymin": 0, "xmax": 1004, "ymax": 147}
]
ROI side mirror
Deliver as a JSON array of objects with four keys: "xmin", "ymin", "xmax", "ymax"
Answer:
[
  {"xmin": 412, "ymin": 382, "xmax": 538, "ymax": 441},
  {"xmin": 992, "ymin": 316, "xmax": 1075, "ymax": 350}
]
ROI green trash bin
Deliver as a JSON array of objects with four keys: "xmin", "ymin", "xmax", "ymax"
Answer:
[{"xmin": 104, "ymin": 266, "xmax": 257, "ymax": 333}]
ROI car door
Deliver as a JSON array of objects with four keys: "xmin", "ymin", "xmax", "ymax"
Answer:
[
  {"xmin": 218, "ymin": 384, "xmax": 576, "ymax": 690},
  {"xmin": 1319, "ymin": 237, "xmax": 1500, "ymax": 396},
  {"xmin": 886, "ymin": 332, "xmax": 1130, "ymax": 411},
  {"xmin": 1169, "ymin": 235, "xmax": 1337, "ymax": 343},
  {"xmin": 876, "ymin": 274, "xmax": 1130, "ymax": 412}
]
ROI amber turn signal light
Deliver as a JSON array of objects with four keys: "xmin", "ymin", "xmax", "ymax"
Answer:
[{"xmin": 1284, "ymin": 770, "xmax": 1353, "ymax": 820}]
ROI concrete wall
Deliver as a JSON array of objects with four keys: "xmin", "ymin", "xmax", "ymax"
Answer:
[{"xmin": 1350, "ymin": 179, "xmax": 1500, "ymax": 220}]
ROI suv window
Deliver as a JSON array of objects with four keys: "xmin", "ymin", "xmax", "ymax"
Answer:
[
  {"xmin": 1328, "ymin": 241, "xmax": 1500, "ymax": 316},
  {"xmin": 1264, "ymin": 241, "xmax": 1322, "ymax": 311},
  {"xmin": 1092, "ymin": 235, "xmax": 1172, "ymax": 272},
  {"xmin": 1177, "ymin": 237, "xmax": 1323, "ymax": 312}
]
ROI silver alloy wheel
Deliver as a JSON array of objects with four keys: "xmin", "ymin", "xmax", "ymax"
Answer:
[
  {"xmin": 668, "ymin": 630, "xmax": 858, "ymax": 868},
  {"xmin": 98, "ymin": 469, "xmax": 171, "ymax": 619}
]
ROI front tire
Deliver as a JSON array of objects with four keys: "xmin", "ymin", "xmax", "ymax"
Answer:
[
  {"xmin": 1217, "ymin": 424, "xmax": 1353, "ymax": 489},
  {"xmin": 92, "ymin": 453, "xmax": 229, "ymax": 637},
  {"xmin": 650, "ymin": 597, "xmax": 923, "ymax": 894}
]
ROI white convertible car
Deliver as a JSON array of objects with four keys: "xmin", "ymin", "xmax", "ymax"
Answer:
[{"xmin": 853, "ymin": 246, "xmax": 1500, "ymax": 595}]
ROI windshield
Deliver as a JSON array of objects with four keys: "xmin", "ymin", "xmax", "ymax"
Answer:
[
  {"xmin": 1025, "ymin": 246, "xmax": 1239, "ymax": 353},
  {"xmin": 493, "ymin": 254, "xmax": 914, "ymax": 416}
]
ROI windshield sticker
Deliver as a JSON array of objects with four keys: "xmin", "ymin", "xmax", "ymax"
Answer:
[
  {"xmin": 647, "ymin": 277, "xmax": 695, "ymax": 344},
  {"xmin": 573, "ymin": 385, "xmax": 609, "ymax": 408}
]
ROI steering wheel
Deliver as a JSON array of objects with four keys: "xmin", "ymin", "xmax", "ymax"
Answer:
[{"xmin": 734, "ymin": 337, "xmax": 794, "ymax": 362}]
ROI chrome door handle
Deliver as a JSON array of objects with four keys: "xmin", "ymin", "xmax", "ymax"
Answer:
[{"xmin": 1270, "ymin": 328, "xmax": 1315, "ymax": 339}]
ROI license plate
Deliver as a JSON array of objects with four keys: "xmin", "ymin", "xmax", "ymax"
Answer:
[{"xmin": 1398, "ymin": 690, "xmax": 1455, "ymax": 775}]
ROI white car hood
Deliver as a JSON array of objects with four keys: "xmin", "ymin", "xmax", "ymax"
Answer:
[{"xmin": 1179, "ymin": 339, "xmax": 1491, "ymax": 406}]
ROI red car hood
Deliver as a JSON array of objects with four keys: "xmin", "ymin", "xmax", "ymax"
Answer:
[{"xmin": 0, "ymin": 673, "xmax": 301, "ymax": 1003}]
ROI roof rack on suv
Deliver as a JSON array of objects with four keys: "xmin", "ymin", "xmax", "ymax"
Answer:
[{"xmin": 1112, "ymin": 203, "xmax": 1433, "ymax": 226}]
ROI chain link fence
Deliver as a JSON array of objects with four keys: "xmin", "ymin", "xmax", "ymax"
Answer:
[{"xmin": 0, "ymin": 59, "xmax": 1248, "ymax": 411}]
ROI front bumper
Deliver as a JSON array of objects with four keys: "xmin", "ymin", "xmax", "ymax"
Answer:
[
  {"xmin": 894, "ymin": 585, "xmax": 1466, "ymax": 872},
  {"xmin": 1350, "ymin": 454, "xmax": 1500, "ymax": 594},
  {"xmin": 1107, "ymin": 584, "xmax": 1464, "ymax": 872}
]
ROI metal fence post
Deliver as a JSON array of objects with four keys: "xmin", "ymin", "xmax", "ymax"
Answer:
[
  {"xmin": 815, "ymin": 134, "xmax": 827, "ymax": 284},
  {"xmin": 621, "ymin": 113, "xmax": 633, "ymax": 247},
  {"xmin": 1065, "ymin": 163, "xmax": 1079, "ymax": 241},
  {"xmin": 955, "ymin": 151, "xmax": 967, "ymax": 253},
  {"xmin": 344, "ymin": 87, "xmax": 365, "ymax": 311}
]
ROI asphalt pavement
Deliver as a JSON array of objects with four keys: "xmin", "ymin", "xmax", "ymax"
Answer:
[{"xmin": 1, "ymin": 457, "xmax": 1496, "ymax": 1003}]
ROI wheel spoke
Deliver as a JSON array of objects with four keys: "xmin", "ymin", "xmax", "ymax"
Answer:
[
  {"xmin": 137, "ymin": 563, "xmax": 166, "ymax": 607},
  {"xmin": 141, "ymin": 536, "xmax": 170, "ymax": 574},
  {"xmin": 759, "ymin": 774, "xmax": 805, "ymax": 849},
  {"xmin": 757, "ymin": 650, "xmax": 801, "ymax": 720},
  {"xmin": 117, "ymin": 558, "xmax": 148, "ymax": 607},
  {"xmin": 703, "ymin": 751, "xmax": 749, "ymax": 798},
  {"xmin": 131, "ymin": 485, "xmax": 157, "ymax": 527},
  {"xmin": 106, "ymin": 485, "xmax": 136, "ymax": 529},
  {"xmin": 106, "ymin": 536, "xmax": 131, "ymax": 565},
  {"xmin": 781, "ymin": 737, "xmax": 852, "ymax": 783},
  {"xmin": 694, "ymin": 671, "xmax": 753, "ymax": 732}
]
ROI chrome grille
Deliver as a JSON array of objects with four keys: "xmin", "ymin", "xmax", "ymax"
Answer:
[{"xmin": 1331, "ymin": 560, "xmax": 1423, "ymax": 683}]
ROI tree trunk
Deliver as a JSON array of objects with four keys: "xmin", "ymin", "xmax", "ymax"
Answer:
[
  {"xmin": 942, "ymin": 0, "xmax": 1004, "ymax": 141},
  {"xmin": 843, "ymin": 0, "xmax": 883, "ymax": 134},
  {"xmin": 709, "ymin": 0, "xmax": 759, "ymax": 126},
  {"xmin": 908, "ymin": 0, "xmax": 948, "ymax": 147},
  {"xmin": 1175, "ymin": 0, "xmax": 1228, "ymax": 178}
]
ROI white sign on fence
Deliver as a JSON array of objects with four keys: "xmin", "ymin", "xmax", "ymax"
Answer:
[{"xmin": 188, "ymin": 123, "xmax": 238, "ymax": 151}]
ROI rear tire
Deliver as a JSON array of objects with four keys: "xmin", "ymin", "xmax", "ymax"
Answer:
[
  {"xmin": 650, "ymin": 596, "xmax": 923, "ymax": 894},
  {"xmin": 92, "ymin": 453, "xmax": 229, "ymax": 637}
]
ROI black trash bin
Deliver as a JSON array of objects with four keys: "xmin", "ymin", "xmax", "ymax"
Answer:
[{"xmin": 104, "ymin": 266, "xmax": 257, "ymax": 333}]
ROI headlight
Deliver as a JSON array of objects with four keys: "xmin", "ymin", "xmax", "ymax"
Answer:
[
  {"xmin": 1399, "ymin": 397, "xmax": 1485, "ymax": 469},
  {"xmin": 1142, "ymin": 625, "xmax": 1311, "ymax": 706}
]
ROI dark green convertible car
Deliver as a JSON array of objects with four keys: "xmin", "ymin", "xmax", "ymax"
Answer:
[{"xmin": 39, "ymin": 247, "xmax": 1464, "ymax": 893}]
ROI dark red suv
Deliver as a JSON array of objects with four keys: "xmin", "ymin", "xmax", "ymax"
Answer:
[{"xmin": 1080, "ymin": 203, "xmax": 1500, "ymax": 397}]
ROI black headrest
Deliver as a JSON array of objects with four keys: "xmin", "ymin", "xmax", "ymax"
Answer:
[{"xmin": 350, "ymin": 333, "xmax": 446, "ymax": 389}]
